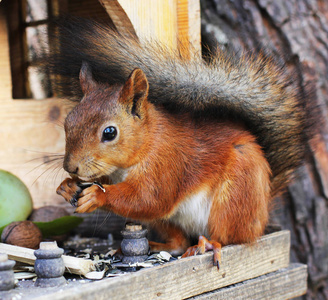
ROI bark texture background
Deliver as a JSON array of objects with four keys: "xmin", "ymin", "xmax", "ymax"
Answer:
[{"xmin": 200, "ymin": 0, "xmax": 328, "ymax": 299}]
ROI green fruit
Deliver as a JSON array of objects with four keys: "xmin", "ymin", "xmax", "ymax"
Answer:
[{"xmin": 0, "ymin": 170, "xmax": 33, "ymax": 227}]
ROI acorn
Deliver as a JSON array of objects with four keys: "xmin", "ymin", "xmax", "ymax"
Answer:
[{"xmin": 1, "ymin": 220, "xmax": 42, "ymax": 249}]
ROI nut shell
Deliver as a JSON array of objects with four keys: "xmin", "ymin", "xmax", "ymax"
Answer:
[{"xmin": 1, "ymin": 221, "xmax": 42, "ymax": 249}]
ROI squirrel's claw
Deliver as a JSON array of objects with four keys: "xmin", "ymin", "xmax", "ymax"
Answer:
[
  {"xmin": 57, "ymin": 178, "xmax": 107, "ymax": 213},
  {"xmin": 70, "ymin": 192, "xmax": 80, "ymax": 207},
  {"xmin": 181, "ymin": 235, "xmax": 222, "ymax": 270},
  {"xmin": 56, "ymin": 178, "xmax": 81, "ymax": 205},
  {"xmin": 74, "ymin": 184, "xmax": 105, "ymax": 213}
]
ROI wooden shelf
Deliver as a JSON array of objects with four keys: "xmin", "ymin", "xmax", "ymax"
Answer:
[
  {"xmin": 0, "ymin": 230, "xmax": 307, "ymax": 300},
  {"xmin": 41, "ymin": 230, "xmax": 294, "ymax": 300},
  {"xmin": 191, "ymin": 263, "xmax": 307, "ymax": 300}
]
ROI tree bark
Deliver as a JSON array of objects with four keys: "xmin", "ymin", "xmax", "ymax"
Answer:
[{"xmin": 200, "ymin": 0, "xmax": 328, "ymax": 299}]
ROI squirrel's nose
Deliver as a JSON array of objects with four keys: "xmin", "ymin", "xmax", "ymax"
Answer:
[
  {"xmin": 71, "ymin": 167, "xmax": 79, "ymax": 175},
  {"xmin": 64, "ymin": 165, "xmax": 79, "ymax": 176},
  {"xmin": 63, "ymin": 154, "xmax": 79, "ymax": 175},
  {"xmin": 64, "ymin": 164, "xmax": 79, "ymax": 175}
]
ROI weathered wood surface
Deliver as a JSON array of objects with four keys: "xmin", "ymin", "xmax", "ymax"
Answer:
[
  {"xmin": 28, "ymin": 231, "xmax": 290, "ymax": 300},
  {"xmin": 0, "ymin": 243, "xmax": 95, "ymax": 276},
  {"xmin": 201, "ymin": 1, "xmax": 328, "ymax": 298},
  {"xmin": 0, "ymin": 5, "xmax": 69, "ymax": 207},
  {"xmin": 191, "ymin": 263, "xmax": 307, "ymax": 300},
  {"xmin": 0, "ymin": 7, "xmax": 13, "ymax": 101},
  {"xmin": 0, "ymin": 97, "xmax": 70, "ymax": 205},
  {"xmin": 100, "ymin": 0, "xmax": 201, "ymax": 55}
]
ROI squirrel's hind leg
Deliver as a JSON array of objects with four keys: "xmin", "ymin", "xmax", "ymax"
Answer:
[
  {"xmin": 148, "ymin": 221, "xmax": 190, "ymax": 256},
  {"xmin": 181, "ymin": 236, "xmax": 222, "ymax": 269}
]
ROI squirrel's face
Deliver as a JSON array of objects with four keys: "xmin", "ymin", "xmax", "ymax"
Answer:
[{"xmin": 63, "ymin": 63, "xmax": 150, "ymax": 180}]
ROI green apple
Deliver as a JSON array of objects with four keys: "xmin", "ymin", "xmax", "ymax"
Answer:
[{"xmin": 0, "ymin": 170, "xmax": 33, "ymax": 227}]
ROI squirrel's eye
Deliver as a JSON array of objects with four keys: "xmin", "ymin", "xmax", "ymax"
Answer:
[{"xmin": 102, "ymin": 126, "xmax": 117, "ymax": 142}]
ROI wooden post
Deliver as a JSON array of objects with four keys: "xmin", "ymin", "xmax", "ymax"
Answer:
[{"xmin": 99, "ymin": 0, "xmax": 201, "ymax": 55}]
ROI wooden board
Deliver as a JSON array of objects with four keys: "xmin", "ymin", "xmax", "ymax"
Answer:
[
  {"xmin": 100, "ymin": 0, "xmax": 201, "ymax": 55},
  {"xmin": 30, "ymin": 231, "xmax": 291, "ymax": 300},
  {"xmin": 0, "ymin": 97, "xmax": 70, "ymax": 207},
  {"xmin": 0, "ymin": 7, "xmax": 68, "ymax": 207},
  {"xmin": 191, "ymin": 263, "xmax": 307, "ymax": 300},
  {"xmin": 0, "ymin": 243, "xmax": 95, "ymax": 276},
  {"xmin": 0, "ymin": 7, "xmax": 13, "ymax": 101}
]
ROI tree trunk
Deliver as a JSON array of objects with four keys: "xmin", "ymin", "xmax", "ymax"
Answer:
[{"xmin": 200, "ymin": 0, "xmax": 328, "ymax": 298}]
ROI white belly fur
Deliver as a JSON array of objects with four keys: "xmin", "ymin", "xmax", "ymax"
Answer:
[{"xmin": 169, "ymin": 190, "xmax": 212, "ymax": 238}]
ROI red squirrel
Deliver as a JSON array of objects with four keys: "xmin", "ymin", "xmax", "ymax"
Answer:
[{"xmin": 53, "ymin": 19, "xmax": 317, "ymax": 268}]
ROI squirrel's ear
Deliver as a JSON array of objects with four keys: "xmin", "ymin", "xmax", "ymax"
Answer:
[
  {"xmin": 79, "ymin": 61, "xmax": 97, "ymax": 94},
  {"xmin": 120, "ymin": 68, "xmax": 149, "ymax": 118}
]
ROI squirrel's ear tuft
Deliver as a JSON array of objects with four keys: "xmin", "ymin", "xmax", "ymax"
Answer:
[
  {"xmin": 79, "ymin": 61, "xmax": 97, "ymax": 94},
  {"xmin": 120, "ymin": 68, "xmax": 149, "ymax": 118}
]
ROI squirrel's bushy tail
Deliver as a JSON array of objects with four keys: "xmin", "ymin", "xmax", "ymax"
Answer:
[{"xmin": 47, "ymin": 17, "xmax": 319, "ymax": 196}]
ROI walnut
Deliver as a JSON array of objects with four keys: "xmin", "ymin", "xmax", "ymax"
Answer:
[{"xmin": 1, "ymin": 221, "xmax": 42, "ymax": 249}]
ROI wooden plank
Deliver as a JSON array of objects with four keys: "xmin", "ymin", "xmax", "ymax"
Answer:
[
  {"xmin": 98, "ymin": 0, "xmax": 138, "ymax": 38},
  {"xmin": 0, "ymin": 243, "xmax": 95, "ymax": 276},
  {"xmin": 0, "ymin": 6, "xmax": 13, "ymax": 101},
  {"xmin": 32, "ymin": 231, "xmax": 290, "ymax": 300},
  {"xmin": 0, "ymin": 5, "xmax": 68, "ymax": 207},
  {"xmin": 186, "ymin": 0, "xmax": 201, "ymax": 53},
  {"xmin": 191, "ymin": 263, "xmax": 307, "ymax": 300},
  {"xmin": 177, "ymin": 0, "xmax": 201, "ymax": 57},
  {"xmin": 0, "ymin": 98, "xmax": 69, "ymax": 207},
  {"xmin": 67, "ymin": 0, "xmax": 114, "ymax": 25},
  {"xmin": 114, "ymin": 0, "xmax": 178, "ymax": 49},
  {"xmin": 101, "ymin": 0, "xmax": 201, "ymax": 54}
]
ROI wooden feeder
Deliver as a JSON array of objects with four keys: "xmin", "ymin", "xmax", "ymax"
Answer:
[{"xmin": 0, "ymin": 0, "xmax": 307, "ymax": 298}]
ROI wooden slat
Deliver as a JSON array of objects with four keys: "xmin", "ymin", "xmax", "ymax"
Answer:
[
  {"xmin": 0, "ymin": 243, "xmax": 95, "ymax": 276},
  {"xmin": 101, "ymin": 0, "xmax": 201, "ymax": 54},
  {"xmin": 0, "ymin": 98, "xmax": 70, "ymax": 207},
  {"xmin": 186, "ymin": 0, "xmax": 201, "ymax": 53},
  {"xmin": 191, "ymin": 263, "xmax": 307, "ymax": 300},
  {"xmin": 177, "ymin": 0, "xmax": 201, "ymax": 57},
  {"xmin": 0, "ymin": 6, "xmax": 13, "ymax": 101},
  {"xmin": 98, "ymin": 0, "xmax": 137, "ymax": 38},
  {"xmin": 67, "ymin": 0, "xmax": 114, "ymax": 25},
  {"xmin": 0, "ymin": 5, "xmax": 67, "ymax": 207},
  {"xmin": 31, "ymin": 231, "xmax": 291, "ymax": 300},
  {"xmin": 102, "ymin": 0, "xmax": 178, "ymax": 50}
]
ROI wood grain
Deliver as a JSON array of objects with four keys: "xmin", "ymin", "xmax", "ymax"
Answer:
[
  {"xmin": 100, "ymin": 0, "xmax": 201, "ymax": 54},
  {"xmin": 0, "ymin": 97, "xmax": 70, "ymax": 208},
  {"xmin": 191, "ymin": 263, "xmax": 307, "ymax": 300},
  {"xmin": 0, "ymin": 243, "xmax": 95, "ymax": 276},
  {"xmin": 32, "ymin": 231, "xmax": 291, "ymax": 300},
  {"xmin": 98, "ymin": 0, "xmax": 137, "ymax": 38},
  {"xmin": 0, "ymin": 7, "xmax": 12, "ymax": 101}
]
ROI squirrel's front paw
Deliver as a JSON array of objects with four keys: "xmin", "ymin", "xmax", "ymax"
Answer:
[
  {"xmin": 74, "ymin": 185, "xmax": 106, "ymax": 213},
  {"xmin": 56, "ymin": 178, "xmax": 81, "ymax": 206}
]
